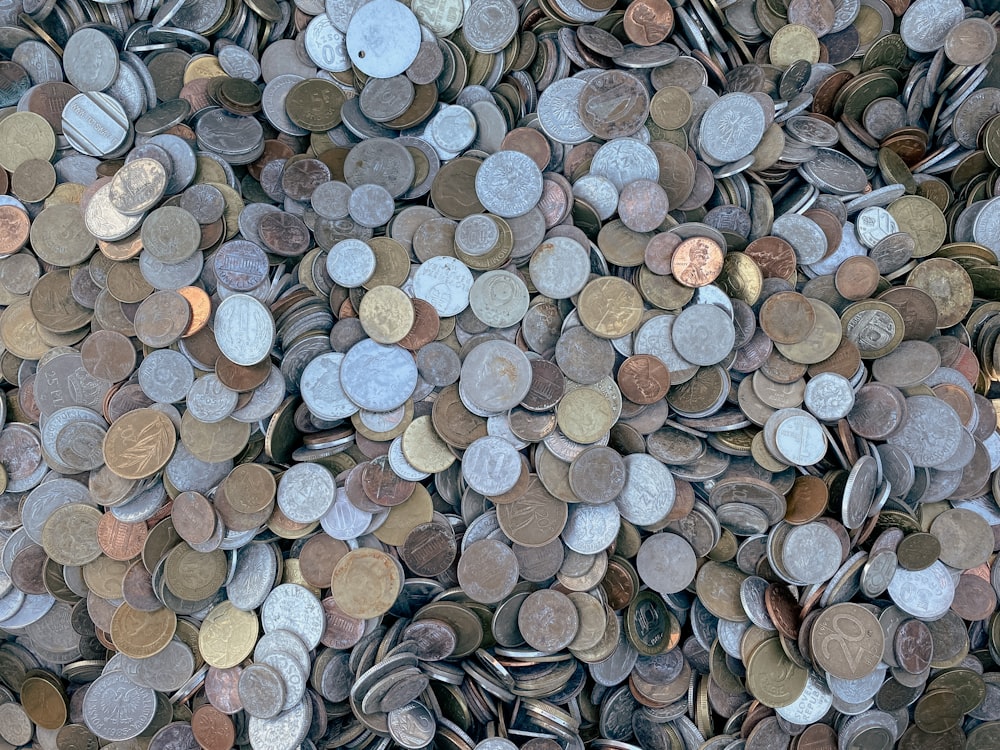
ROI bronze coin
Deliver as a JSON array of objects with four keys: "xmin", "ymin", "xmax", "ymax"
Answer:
[
  {"xmin": 617, "ymin": 354, "xmax": 671, "ymax": 405},
  {"xmin": 191, "ymin": 705, "xmax": 235, "ymax": 750},
  {"xmin": 399, "ymin": 522, "xmax": 457, "ymax": 577},
  {"xmin": 96, "ymin": 512, "xmax": 147, "ymax": 561},
  {"xmin": 759, "ymin": 292, "xmax": 817, "ymax": 344},
  {"xmin": 623, "ymin": 0, "xmax": 674, "ymax": 45},
  {"xmin": 361, "ymin": 455, "xmax": 416, "ymax": 507},
  {"xmin": 894, "ymin": 618, "xmax": 933, "ymax": 674}
]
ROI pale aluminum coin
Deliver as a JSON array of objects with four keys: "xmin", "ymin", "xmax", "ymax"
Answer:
[
  {"xmin": 218, "ymin": 43, "xmax": 262, "ymax": 79},
  {"xmin": 826, "ymin": 665, "xmax": 886, "ymax": 704},
  {"xmin": 887, "ymin": 560, "xmax": 954, "ymax": 619},
  {"xmin": 636, "ymin": 533, "xmax": 696, "ymax": 594},
  {"xmin": 455, "ymin": 214, "xmax": 499, "ymax": 256},
  {"xmin": 771, "ymin": 410, "xmax": 827, "ymax": 466},
  {"xmin": 261, "ymin": 583, "xmax": 325, "ymax": 650},
  {"xmin": 781, "ymin": 523, "xmax": 842, "ymax": 584},
  {"xmin": 803, "ymin": 372, "xmax": 855, "ymax": 421},
  {"xmin": 634, "ymin": 315, "xmax": 698, "ymax": 385},
  {"xmin": 972, "ymin": 195, "xmax": 1000, "ymax": 257},
  {"xmin": 227, "ymin": 542, "xmax": 279, "ymax": 611},
  {"xmin": 469, "ymin": 270, "xmax": 530, "ymax": 328},
  {"xmin": 698, "ymin": 93, "xmax": 766, "ymax": 163},
  {"xmin": 325, "ymin": 238, "xmax": 375, "ymax": 288},
  {"xmin": 62, "ymin": 92, "xmax": 130, "ymax": 157},
  {"xmin": 258, "ymin": 650, "xmax": 307, "ymax": 711},
  {"xmin": 85, "ymin": 183, "xmax": 143, "ymax": 242},
  {"xmin": 899, "ymin": 0, "xmax": 965, "ymax": 53},
  {"xmin": 475, "ymin": 150, "xmax": 543, "ymax": 218},
  {"xmin": 313, "ymin": 181, "xmax": 353, "ymax": 220},
  {"xmin": 571, "ymin": 174, "xmax": 619, "ymax": 220},
  {"xmin": 346, "ymin": 0, "xmax": 421, "ymax": 78},
  {"xmin": 82, "ymin": 671, "xmax": 157, "ymax": 741},
  {"xmin": 771, "ymin": 213, "xmax": 827, "ymax": 264},
  {"xmin": 277, "ymin": 463, "xmax": 336, "ymax": 523},
  {"xmin": 854, "ymin": 206, "xmax": 899, "ymax": 249},
  {"xmin": 340, "ymin": 339, "xmax": 418, "ymax": 411},
  {"xmin": 536, "ymin": 77, "xmax": 591, "ymax": 145},
  {"xmin": 462, "ymin": 0, "xmax": 518, "ymax": 53},
  {"xmin": 462, "ymin": 435, "xmax": 522, "ymax": 496},
  {"xmin": 63, "ymin": 28, "xmax": 119, "ymax": 91},
  {"xmin": 214, "ymin": 294, "xmax": 275, "ymax": 366},
  {"xmin": 589, "ymin": 138, "xmax": 659, "ymax": 192},
  {"xmin": 670, "ymin": 304, "xmax": 735, "ymax": 366},
  {"xmin": 616, "ymin": 453, "xmax": 675, "ymax": 526},
  {"xmin": 255, "ymin": 630, "xmax": 311, "ymax": 675},
  {"xmin": 247, "ymin": 698, "xmax": 312, "ymax": 750},
  {"xmin": 133, "ymin": 639, "xmax": 195, "ymax": 692},
  {"xmin": 459, "ymin": 340, "xmax": 532, "ymax": 413},
  {"xmin": 186, "ymin": 373, "xmax": 238, "ymax": 423},
  {"xmin": 232, "ymin": 366, "xmax": 288, "ymax": 424},
  {"xmin": 528, "ymin": 236, "xmax": 590, "ymax": 299},
  {"xmin": 300, "ymin": 352, "xmax": 359, "ymax": 420},
  {"xmin": 388, "ymin": 702, "xmax": 436, "ymax": 749},
  {"xmin": 428, "ymin": 105, "xmax": 477, "ymax": 153},
  {"xmin": 137, "ymin": 349, "xmax": 195, "ymax": 403},
  {"xmin": 562, "ymin": 501, "xmax": 620, "ymax": 554},
  {"xmin": 412, "ymin": 255, "xmax": 473, "ymax": 316},
  {"xmin": 800, "ymin": 148, "xmax": 868, "ymax": 195},
  {"xmin": 239, "ymin": 663, "xmax": 285, "ymax": 719},
  {"xmin": 886, "ymin": 395, "xmax": 963, "ymax": 468},
  {"xmin": 348, "ymin": 183, "xmax": 395, "ymax": 227},
  {"xmin": 775, "ymin": 672, "xmax": 833, "ymax": 724},
  {"xmin": 388, "ymin": 436, "xmax": 430, "ymax": 481}
]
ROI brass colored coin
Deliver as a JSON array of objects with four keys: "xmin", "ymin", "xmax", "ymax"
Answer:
[
  {"xmin": 556, "ymin": 387, "xmax": 614, "ymax": 444},
  {"xmin": 0, "ymin": 112, "xmax": 56, "ymax": 171},
  {"xmin": 330, "ymin": 548, "xmax": 402, "ymax": 619},
  {"xmin": 103, "ymin": 408, "xmax": 176, "ymax": 480},
  {"xmin": 809, "ymin": 603, "xmax": 883, "ymax": 680},
  {"xmin": 20, "ymin": 675, "xmax": 67, "ymax": 730},
  {"xmin": 358, "ymin": 285, "xmax": 415, "ymax": 344},
  {"xmin": 401, "ymin": 415, "xmax": 456, "ymax": 473},
  {"xmin": 577, "ymin": 277, "xmax": 644, "ymax": 339},
  {"xmin": 840, "ymin": 300, "xmax": 905, "ymax": 360},
  {"xmin": 110, "ymin": 603, "xmax": 177, "ymax": 658},
  {"xmin": 745, "ymin": 637, "xmax": 808, "ymax": 708},
  {"xmin": 759, "ymin": 292, "xmax": 816, "ymax": 344},
  {"xmin": 164, "ymin": 545, "xmax": 228, "ymax": 601},
  {"xmin": 199, "ymin": 602, "xmax": 259, "ymax": 669},
  {"xmin": 41, "ymin": 504, "xmax": 103, "ymax": 566}
]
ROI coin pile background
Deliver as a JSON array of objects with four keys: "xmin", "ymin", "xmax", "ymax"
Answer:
[{"xmin": 1, "ymin": 0, "xmax": 1000, "ymax": 747}]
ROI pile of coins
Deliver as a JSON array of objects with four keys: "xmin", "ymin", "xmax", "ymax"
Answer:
[{"xmin": 2, "ymin": 0, "xmax": 1000, "ymax": 747}]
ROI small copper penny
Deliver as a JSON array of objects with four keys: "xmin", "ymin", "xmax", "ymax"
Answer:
[
  {"xmin": 784, "ymin": 475, "xmax": 829, "ymax": 524},
  {"xmin": 670, "ymin": 236, "xmax": 725, "ymax": 287},
  {"xmin": 191, "ymin": 704, "xmax": 235, "ymax": 750},
  {"xmin": 744, "ymin": 236, "xmax": 797, "ymax": 280},
  {"xmin": 951, "ymin": 573, "xmax": 997, "ymax": 622},
  {"xmin": 320, "ymin": 596, "xmax": 365, "ymax": 649},
  {"xmin": 259, "ymin": 211, "xmax": 311, "ymax": 257},
  {"xmin": 401, "ymin": 618, "xmax": 458, "ymax": 660},
  {"xmin": 122, "ymin": 561, "xmax": 163, "ymax": 612},
  {"xmin": 501, "ymin": 127, "xmax": 552, "ymax": 170},
  {"xmin": 96, "ymin": 513, "xmax": 147, "ymax": 561},
  {"xmin": 362, "ymin": 455, "xmax": 416, "ymax": 507},
  {"xmin": 834, "ymin": 255, "xmax": 880, "ymax": 300},
  {"xmin": 520, "ymin": 359, "xmax": 565, "ymax": 411},
  {"xmin": 0, "ymin": 205, "xmax": 29, "ymax": 255},
  {"xmin": 398, "ymin": 298, "xmax": 440, "ymax": 351},
  {"xmin": 205, "ymin": 666, "xmax": 243, "ymax": 715},
  {"xmin": 80, "ymin": 330, "xmax": 137, "ymax": 382},
  {"xmin": 617, "ymin": 354, "xmax": 671, "ymax": 404},
  {"xmin": 399, "ymin": 521, "xmax": 457, "ymax": 577},
  {"xmin": 216, "ymin": 356, "xmax": 271, "ymax": 392},
  {"xmin": 623, "ymin": 0, "xmax": 674, "ymax": 46},
  {"xmin": 644, "ymin": 232, "xmax": 681, "ymax": 275},
  {"xmin": 764, "ymin": 583, "xmax": 801, "ymax": 639},
  {"xmin": 894, "ymin": 618, "xmax": 932, "ymax": 674},
  {"xmin": 298, "ymin": 534, "xmax": 350, "ymax": 589}
]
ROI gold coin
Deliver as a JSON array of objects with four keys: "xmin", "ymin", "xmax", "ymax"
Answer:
[
  {"xmin": 82, "ymin": 555, "xmax": 130, "ymax": 600},
  {"xmin": 20, "ymin": 675, "xmax": 67, "ymax": 730},
  {"xmin": 180, "ymin": 412, "xmax": 251, "ymax": 463},
  {"xmin": 0, "ymin": 298, "xmax": 51, "ymax": 360},
  {"xmin": 577, "ymin": 277, "xmax": 644, "ymax": 339},
  {"xmin": 111, "ymin": 603, "xmax": 177, "ymax": 659},
  {"xmin": 888, "ymin": 195, "xmax": 946, "ymax": 258},
  {"xmin": 164, "ymin": 545, "xmax": 227, "ymax": 601},
  {"xmin": 556, "ymin": 387, "xmax": 614, "ymax": 444},
  {"xmin": 769, "ymin": 24, "xmax": 820, "ymax": 67},
  {"xmin": 331, "ymin": 548, "xmax": 402, "ymax": 619},
  {"xmin": 745, "ymin": 637, "xmax": 808, "ymax": 707},
  {"xmin": 41, "ymin": 504, "xmax": 103, "ymax": 566},
  {"xmin": 401, "ymin": 415, "xmax": 456, "ymax": 473},
  {"xmin": 650, "ymin": 86, "xmax": 693, "ymax": 130},
  {"xmin": 199, "ymin": 601, "xmax": 259, "ymax": 669},
  {"xmin": 358, "ymin": 285, "xmax": 415, "ymax": 344},
  {"xmin": 373, "ymin": 483, "xmax": 434, "ymax": 546},
  {"xmin": 103, "ymin": 408, "xmax": 177, "ymax": 480},
  {"xmin": 0, "ymin": 112, "xmax": 56, "ymax": 172}
]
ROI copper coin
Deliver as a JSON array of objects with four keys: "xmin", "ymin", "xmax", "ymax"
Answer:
[
  {"xmin": 205, "ymin": 666, "xmax": 243, "ymax": 715},
  {"xmin": 617, "ymin": 354, "xmax": 671, "ymax": 405},
  {"xmin": 501, "ymin": 127, "xmax": 552, "ymax": 171},
  {"xmin": 644, "ymin": 232, "xmax": 681, "ymax": 275},
  {"xmin": 623, "ymin": 0, "xmax": 674, "ymax": 46},
  {"xmin": 759, "ymin": 292, "xmax": 817, "ymax": 345},
  {"xmin": 191, "ymin": 704, "xmax": 235, "ymax": 750},
  {"xmin": 764, "ymin": 583, "xmax": 801, "ymax": 639},
  {"xmin": 298, "ymin": 534, "xmax": 350, "ymax": 589},
  {"xmin": 171, "ymin": 491, "xmax": 218, "ymax": 545},
  {"xmin": 951, "ymin": 573, "xmax": 997, "ymax": 622},
  {"xmin": 399, "ymin": 522, "xmax": 457, "ymax": 577},
  {"xmin": 520, "ymin": 359, "xmax": 565, "ymax": 411},
  {"xmin": 361, "ymin": 455, "xmax": 416, "ymax": 507},
  {"xmin": 80, "ymin": 330, "xmax": 137, "ymax": 382},
  {"xmin": 320, "ymin": 597, "xmax": 365, "ymax": 649},
  {"xmin": 10, "ymin": 545, "xmax": 47, "ymax": 595},
  {"xmin": 397, "ymin": 298, "xmax": 440, "ymax": 351},
  {"xmin": 834, "ymin": 255, "xmax": 880, "ymax": 300},
  {"xmin": 670, "ymin": 236, "xmax": 724, "ymax": 287},
  {"xmin": 0, "ymin": 205, "xmax": 29, "ymax": 255},
  {"xmin": 401, "ymin": 619, "xmax": 457, "ymax": 660},
  {"xmin": 893, "ymin": 619, "xmax": 932, "ymax": 674},
  {"xmin": 259, "ymin": 211, "xmax": 311, "ymax": 257},
  {"xmin": 216, "ymin": 356, "xmax": 271, "ymax": 392},
  {"xmin": 122, "ymin": 561, "xmax": 163, "ymax": 612},
  {"xmin": 744, "ymin": 236, "xmax": 797, "ymax": 280},
  {"xmin": 784, "ymin": 475, "xmax": 829, "ymax": 524},
  {"xmin": 96, "ymin": 512, "xmax": 147, "ymax": 561}
]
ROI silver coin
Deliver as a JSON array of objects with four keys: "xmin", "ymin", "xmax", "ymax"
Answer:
[
  {"xmin": 803, "ymin": 372, "xmax": 855, "ymax": 421},
  {"xmin": 886, "ymin": 395, "xmax": 963, "ymax": 468},
  {"xmin": 346, "ymin": 0, "xmax": 421, "ymax": 78},
  {"xmin": 261, "ymin": 583, "xmax": 325, "ymax": 650},
  {"xmin": 239, "ymin": 663, "xmax": 286, "ymax": 719},
  {"xmin": 82, "ymin": 671, "xmax": 157, "ymax": 741},
  {"xmin": 771, "ymin": 213, "xmax": 828, "ymax": 265},
  {"xmin": 528, "ymin": 236, "xmax": 591, "ymax": 300},
  {"xmin": 62, "ymin": 92, "xmax": 130, "ymax": 157},
  {"xmin": 459, "ymin": 340, "xmax": 532, "ymax": 413},
  {"xmin": 855, "ymin": 206, "xmax": 899, "ymax": 249},
  {"xmin": 214, "ymin": 294, "xmax": 276, "ymax": 366},
  {"xmin": 475, "ymin": 150, "xmax": 544, "ymax": 218},
  {"xmin": 388, "ymin": 702, "xmax": 437, "ymax": 749},
  {"xmin": 616, "ymin": 453, "xmax": 675, "ymax": 526},
  {"xmin": 589, "ymin": 138, "xmax": 659, "ymax": 192},
  {"xmin": 671, "ymin": 304, "xmax": 736, "ymax": 366},
  {"xmin": 277, "ymin": 462, "xmax": 336, "ymax": 523},
  {"xmin": 412, "ymin": 255, "xmax": 473, "ymax": 316},
  {"xmin": 781, "ymin": 522, "xmax": 843, "ymax": 584},
  {"xmin": 537, "ymin": 77, "xmax": 591, "ymax": 145},
  {"xmin": 698, "ymin": 92, "xmax": 766, "ymax": 163},
  {"xmin": 461, "ymin": 436, "xmax": 522, "ymax": 496},
  {"xmin": 247, "ymin": 697, "xmax": 312, "ymax": 750},
  {"xmin": 899, "ymin": 0, "xmax": 965, "ymax": 53},
  {"xmin": 887, "ymin": 560, "xmax": 954, "ymax": 619},
  {"xmin": 636, "ymin": 532, "xmax": 696, "ymax": 594},
  {"xmin": 227, "ymin": 542, "xmax": 280, "ymax": 611},
  {"xmin": 63, "ymin": 28, "xmax": 119, "ymax": 92}
]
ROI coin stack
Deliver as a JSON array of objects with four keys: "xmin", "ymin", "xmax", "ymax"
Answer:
[{"xmin": 1, "ymin": 0, "xmax": 1000, "ymax": 747}]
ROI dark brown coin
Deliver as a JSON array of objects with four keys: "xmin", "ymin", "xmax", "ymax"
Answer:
[
  {"xmin": 894, "ymin": 619, "xmax": 932, "ymax": 674},
  {"xmin": 399, "ymin": 522, "xmax": 457, "ymax": 577},
  {"xmin": 298, "ymin": 534, "xmax": 350, "ymax": 590},
  {"xmin": 759, "ymin": 292, "xmax": 817, "ymax": 344},
  {"xmin": 896, "ymin": 532, "xmax": 941, "ymax": 571},
  {"xmin": 362, "ymin": 456, "xmax": 415, "ymax": 507},
  {"xmin": 191, "ymin": 705, "xmax": 235, "ymax": 750},
  {"xmin": 400, "ymin": 619, "xmax": 457, "ymax": 660}
]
